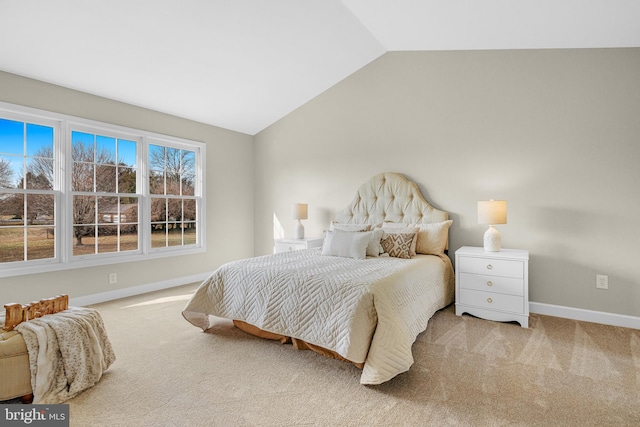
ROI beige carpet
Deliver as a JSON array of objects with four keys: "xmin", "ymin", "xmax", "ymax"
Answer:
[{"xmin": 12, "ymin": 283, "xmax": 640, "ymax": 426}]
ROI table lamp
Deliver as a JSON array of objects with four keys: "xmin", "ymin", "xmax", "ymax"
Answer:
[
  {"xmin": 478, "ymin": 200, "xmax": 507, "ymax": 252},
  {"xmin": 292, "ymin": 203, "xmax": 308, "ymax": 239}
]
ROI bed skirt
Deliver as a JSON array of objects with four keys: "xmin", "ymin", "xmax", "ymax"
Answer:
[{"xmin": 232, "ymin": 320, "xmax": 365, "ymax": 369}]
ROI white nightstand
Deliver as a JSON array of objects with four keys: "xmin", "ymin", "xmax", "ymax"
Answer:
[
  {"xmin": 455, "ymin": 246, "xmax": 529, "ymax": 328},
  {"xmin": 274, "ymin": 237, "xmax": 324, "ymax": 253}
]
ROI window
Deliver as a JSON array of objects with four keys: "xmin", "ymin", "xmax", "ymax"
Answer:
[
  {"xmin": 149, "ymin": 143, "xmax": 197, "ymax": 248},
  {"xmin": 0, "ymin": 117, "xmax": 57, "ymax": 263},
  {"xmin": 0, "ymin": 103, "xmax": 205, "ymax": 277},
  {"xmin": 70, "ymin": 129, "xmax": 139, "ymax": 256}
]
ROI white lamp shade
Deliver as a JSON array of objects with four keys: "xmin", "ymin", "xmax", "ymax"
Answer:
[
  {"xmin": 291, "ymin": 203, "xmax": 308, "ymax": 220},
  {"xmin": 477, "ymin": 200, "xmax": 507, "ymax": 225},
  {"xmin": 478, "ymin": 200, "xmax": 507, "ymax": 252}
]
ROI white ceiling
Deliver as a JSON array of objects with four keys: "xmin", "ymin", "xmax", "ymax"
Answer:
[{"xmin": 1, "ymin": 1, "xmax": 639, "ymax": 135}]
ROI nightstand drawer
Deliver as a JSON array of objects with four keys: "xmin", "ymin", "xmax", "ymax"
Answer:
[
  {"xmin": 274, "ymin": 237, "xmax": 324, "ymax": 254},
  {"xmin": 274, "ymin": 242, "xmax": 307, "ymax": 252},
  {"xmin": 459, "ymin": 289, "xmax": 524, "ymax": 313},
  {"xmin": 459, "ymin": 273, "xmax": 524, "ymax": 296},
  {"xmin": 458, "ymin": 257, "xmax": 524, "ymax": 279}
]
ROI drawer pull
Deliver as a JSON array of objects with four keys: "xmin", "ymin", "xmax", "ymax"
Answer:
[
  {"xmin": 487, "ymin": 281, "xmax": 493, "ymax": 287},
  {"xmin": 486, "ymin": 264, "xmax": 493, "ymax": 270},
  {"xmin": 487, "ymin": 298, "xmax": 493, "ymax": 303}
]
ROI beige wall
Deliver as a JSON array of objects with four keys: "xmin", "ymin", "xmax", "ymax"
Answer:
[
  {"xmin": 255, "ymin": 49, "xmax": 640, "ymax": 317},
  {"xmin": 0, "ymin": 71, "xmax": 254, "ymax": 304}
]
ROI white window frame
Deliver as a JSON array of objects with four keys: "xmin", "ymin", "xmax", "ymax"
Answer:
[{"xmin": 0, "ymin": 102, "xmax": 206, "ymax": 278}]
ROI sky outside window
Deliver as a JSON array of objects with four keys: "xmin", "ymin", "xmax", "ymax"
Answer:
[
  {"xmin": 0, "ymin": 118, "xmax": 54, "ymax": 188},
  {"xmin": 71, "ymin": 130, "xmax": 136, "ymax": 167}
]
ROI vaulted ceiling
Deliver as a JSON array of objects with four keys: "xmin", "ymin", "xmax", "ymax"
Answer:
[{"xmin": 1, "ymin": 1, "xmax": 639, "ymax": 135}]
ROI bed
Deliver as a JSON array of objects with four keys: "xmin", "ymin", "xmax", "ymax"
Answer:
[{"xmin": 182, "ymin": 172, "xmax": 454, "ymax": 384}]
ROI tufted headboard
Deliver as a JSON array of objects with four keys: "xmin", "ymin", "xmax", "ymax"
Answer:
[{"xmin": 334, "ymin": 172, "xmax": 448, "ymax": 226}]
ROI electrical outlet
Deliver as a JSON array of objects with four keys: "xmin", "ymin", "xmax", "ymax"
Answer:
[
  {"xmin": 108, "ymin": 273, "xmax": 118, "ymax": 284},
  {"xmin": 596, "ymin": 274, "xmax": 608, "ymax": 289}
]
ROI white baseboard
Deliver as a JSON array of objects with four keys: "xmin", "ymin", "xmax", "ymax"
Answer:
[
  {"xmin": 530, "ymin": 301, "xmax": 640, "ymax": 330},
  {"xmin": 69, "ymin": 273, "xmax": 209, "ymax": 307}
]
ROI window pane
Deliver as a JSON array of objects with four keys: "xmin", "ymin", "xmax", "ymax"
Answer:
[
  {"xmin": 74, "ymin": 195, "xmax": 96, "ymax": 225},
  {"xmin": 0, "ymin": 155, "xmax": 19, "ymax": 188},
  {"xmin": 26, "ymin": 157, "xmax": 53, "ymax": 189},
  {"xmin": 96, "ymin": 135, "xmax": 116, "ymax": 164},
  {"xmin": 182, "ymin": 150, "xmax": 195, "ymax": 175},
  {"xmin": 182, "ymin": 174, "xmax": 195, "ymax": 196},
  {"xmin": 73, "ymin": 225, "xmax": 96, "ymax": 255},
  {"xmin": 150, "ymin": 198, "xmax": 166, "ymax": 222},
  {"xmin": 149, "ymin": 170, "xmax": 164, "ymax": 194},
  {"xmin": 118, "ymin": 139, "xmax": 136, "ymax": 168},
  {"xmin": 151, "ymin": 224, "xmax": 166, "ymax": 248},
  {"xmin": 166, "ymin": 173, "xmax": 180, "ymax": 195},
  {"xmin": 120, "ymin": 225, "xmax": 138, "ymax": 251},
  {"xmin": 96, "ymin": 165, "xmax": 116, "ymax": 192},
  {"xmin": 72, "ymin": 132, "xmax": 95, "ymax": 161},
  {"xmin": 184, "ymin": 222, "xmax": 196, "ymax": 245},
  {"xmin": 98, "ymin": 196, "xmax": 118, "ymax": 223},
  {"xmin": 26, "ymin": 226, "xmax": 55, "ymax": 260},
  {"xmin": 73, "ymin": 162, "xmax": 95, "ymax": 191},
  {"xmin": 149, "ymin": 145, "xmax": 165, "ymax": 170},
  {"xmin": 0, "ymin": 192, "xmax": 23, "ymax": 220},
  {"xmin": 165, "ymin": 147, "xmax": 180, "ymax": 174},
  {"xmin": 26, "ymin": 194, "xmax": 54, "ymax": 225},
  {"xmin": 0, "ymin": 118, "xmax": 24, "ymax": 155},
  {"xmin": 26, "ymin": 123, "xmax": 54, "ymax": 157},
  {"xmin": 0, "ymin": 227, "xmax": 24, "ymax": 262},
  {"xmin": 120, "ymin": 199, "xmax": 138, "ymax": 224},
  {"xmin": 167, "ymin": 198, "xmax": 181, "ymax": 221},
  {"xmin": 97, "ymin": 225, "xmax": 118, "ymax": 253},
  {"xmin": 118, "ymin": 167, "xmax": 136, "ymax": 193},
  {"xmin": 183, "ymin": 199, "xmax": 196, "ymax": 221},
  {"xmin": 167, "ymin": 222, "xmax": 181, "ymax": 247}
]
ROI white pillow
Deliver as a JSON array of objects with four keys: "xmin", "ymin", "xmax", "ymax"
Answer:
[
  {"xmin": 329, "ymin": 221, "xmax": 372, "ymax": 232},
  {"xmin": 321, "ymin": 230, "xmax": 371, "ymax": 260},
  {"xmin": 366, "ymin": 228, "xmax": 384, "ymax": 257},
  {"xmin": 381, "ymin": 222, "xmax": 416, "ymax": 229},
  {"xmin": 415, "ymin": 220, "xmax": 453, "ymax": 255}
]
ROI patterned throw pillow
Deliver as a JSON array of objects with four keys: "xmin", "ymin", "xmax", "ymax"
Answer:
[
  {"xmin": 380, "ymin": 232, "xmax": 416, "ymax": 259},
  {"xmin": 381, "ymin": 224, "xmax": 419, "ymax": 256}
]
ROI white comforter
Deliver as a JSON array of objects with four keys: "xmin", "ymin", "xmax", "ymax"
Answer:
[{"xmin": 183, "ymin": 248, "xmax": 454, "ymax": 384}]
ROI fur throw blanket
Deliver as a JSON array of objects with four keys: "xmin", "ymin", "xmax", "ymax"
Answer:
[{"xmin": 15, "ymin": 307, "xmax": 116, "ymax": 404}]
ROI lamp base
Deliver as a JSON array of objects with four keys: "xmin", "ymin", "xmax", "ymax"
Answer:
[
  {"xmin": 483, "ymin": 225, "xmax": 501, "ymax": 252},
  {"xmin": 294, "ymin": 221, "xmax": 305, "ymax": 240}
]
